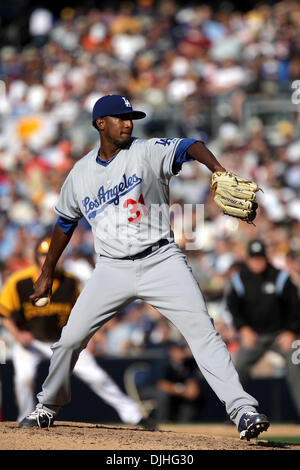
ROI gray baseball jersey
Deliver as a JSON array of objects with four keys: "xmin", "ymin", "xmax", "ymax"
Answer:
[
  {"xmin": 36, "ymin": 135, "xmax": 260, "ymax": 427},
  {"xmin": 54, "ymin": 137, "xmax": 196, "ymax": 258}
]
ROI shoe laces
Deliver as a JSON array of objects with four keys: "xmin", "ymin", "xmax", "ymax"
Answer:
[{"xmin": 30, "ymin": 408, "xmax": 54, "ymax": 429}]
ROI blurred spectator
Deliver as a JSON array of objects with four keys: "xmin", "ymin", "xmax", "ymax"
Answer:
[
  {"xmin": 285, "ymin": 250, "xmax": 300, "ymax": 297},
  {"xmin": 103, "ymin": 301, "xmax": 154, "ymax": 356},
  {"xmin": 226, "ymin": 239, "xmax": 300, "ymax": 420},
  {"xmin": 63, "ymin": 245, "xmax": 95, "ymax": 287},
  {"xmin": 0, "ymin": 1, "xmax": 300, "ymax": 386},
  {"xmin": 154, "ymin": 341, "xmax": 203, "ymax": 423},
  {"xmin": 146, "ymin": 316, "xmax": 182, "ymax": 351},
  {"xmin": 29, "ymin": 8, "xmax": 54, "ymax": 48}
]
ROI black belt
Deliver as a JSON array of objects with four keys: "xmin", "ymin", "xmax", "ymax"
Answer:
[{"xmin": 121, "ymin": 239, "xmax": 169, "ymax": 260}]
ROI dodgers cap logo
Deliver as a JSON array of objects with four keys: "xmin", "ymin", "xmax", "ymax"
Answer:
[{"xmin": 92, "ymin": 95, "xmax": 146, "ymax": 121}]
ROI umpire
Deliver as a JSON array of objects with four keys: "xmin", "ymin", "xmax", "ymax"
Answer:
[{"xmin": 226, "ymin": 239, "xmax": 300, "ymax": 419}]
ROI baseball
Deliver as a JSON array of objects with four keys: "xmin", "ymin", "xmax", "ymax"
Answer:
[{"xmin": 34, "ymin": 297, "xmax": 49, "ymax": 307}]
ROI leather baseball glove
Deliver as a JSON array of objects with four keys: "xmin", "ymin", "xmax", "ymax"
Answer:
[{"xmin": 211, "ymin": 171, "xmax": 261, "ymax": 223}]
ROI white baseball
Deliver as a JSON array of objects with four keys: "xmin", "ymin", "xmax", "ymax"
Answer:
[{"xmin": 34, "ymin": 297, "xmax": 49, "ymax": 307}]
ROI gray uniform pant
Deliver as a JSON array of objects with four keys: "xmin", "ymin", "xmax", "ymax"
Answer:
[
  {"xmin": 234, "ymin": 333, "xmax": 300, "ymax": 418},
  {"xmin": 37, "ymin": 243, "xmax": 258, "ymax": 426}
]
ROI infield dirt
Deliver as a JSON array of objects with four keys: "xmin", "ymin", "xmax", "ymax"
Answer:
[{"xmin": 1, "ymin": 422, "xmax": 300, "ymax": 450}]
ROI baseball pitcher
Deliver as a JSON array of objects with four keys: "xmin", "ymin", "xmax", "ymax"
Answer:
[{"xmin": 18, "ymin": 95, "xmax": 269, "ymax": 440}]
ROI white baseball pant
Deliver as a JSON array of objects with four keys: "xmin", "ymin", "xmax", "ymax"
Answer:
[{"xmin": 37, "ymin": 242, "xmax": 258, "ymax": 426}]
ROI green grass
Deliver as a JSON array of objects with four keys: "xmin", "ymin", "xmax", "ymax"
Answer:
[{"xmin": 258, "ymin": 435, "xmax": 300, "ymax": 445}]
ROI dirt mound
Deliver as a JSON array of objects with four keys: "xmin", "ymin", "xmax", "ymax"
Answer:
[{"xmin": 0, "ymin": 421, "xmax": 298, "ymax": 451}]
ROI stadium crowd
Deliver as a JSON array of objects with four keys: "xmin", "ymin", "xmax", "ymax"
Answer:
[{"xmin": 0, "ymin": 0, "xmax": 300, "ymax": 384}]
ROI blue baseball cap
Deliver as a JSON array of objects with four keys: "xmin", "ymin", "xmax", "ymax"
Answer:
[{"xmin": 92, "ymin": 94, "xmax": 146, "ymax": 121}]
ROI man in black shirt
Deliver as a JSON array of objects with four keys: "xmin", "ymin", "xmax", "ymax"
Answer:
[
  {"xmin": 226, "ymin": 239, "xmax": 300, "ymax": 419},
  {"xmin": 155, "ymin": 341, "xmax": 202, "ymax": 423}
]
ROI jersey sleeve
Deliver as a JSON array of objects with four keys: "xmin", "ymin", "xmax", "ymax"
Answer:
[
  {"xmin": 146, "ymin": 138, "xmax": 198, "ymax": 180},
  {"xmin": 56, "ymin": 216, "xmax": 78, "ymax": 234},
  {"xmin": 0, "ymin": 276, "xmax": 21, "ymax": 317},
  {"xmin": 54, "ymin": 169, "xmax": 82, "ymax": 221}
]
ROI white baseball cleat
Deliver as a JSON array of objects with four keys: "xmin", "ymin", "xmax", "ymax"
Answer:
[{"xmin": 18, "ymin": 407, "xmax": 55, "ymax": 429}]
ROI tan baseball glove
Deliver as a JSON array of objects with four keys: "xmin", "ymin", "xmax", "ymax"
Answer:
[{"xmin": 211, "ymin": 171, "xmax": 261, "ymax": 223}]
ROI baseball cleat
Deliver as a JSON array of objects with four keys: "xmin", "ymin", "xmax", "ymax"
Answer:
[
  {"xmin": 18, "ymin": 407, "xmax": 55, "ymax": 429},
  {"xmin": 238, "ymin": 411, "xmax": 270, "ymax": 441},
  {"xmin": 137, "ymin": 416, "xmax": 157, "ymax": 431}
]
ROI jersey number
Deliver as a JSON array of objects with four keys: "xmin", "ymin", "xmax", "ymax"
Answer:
[{"xmin": 123, "ymin": 194, "xmax": 148, "ymax": 223}]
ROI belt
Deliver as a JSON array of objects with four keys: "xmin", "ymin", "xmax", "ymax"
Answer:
[{"xmin": 121, "ymin": 239, "xmax": 169, "ymax": 260}]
